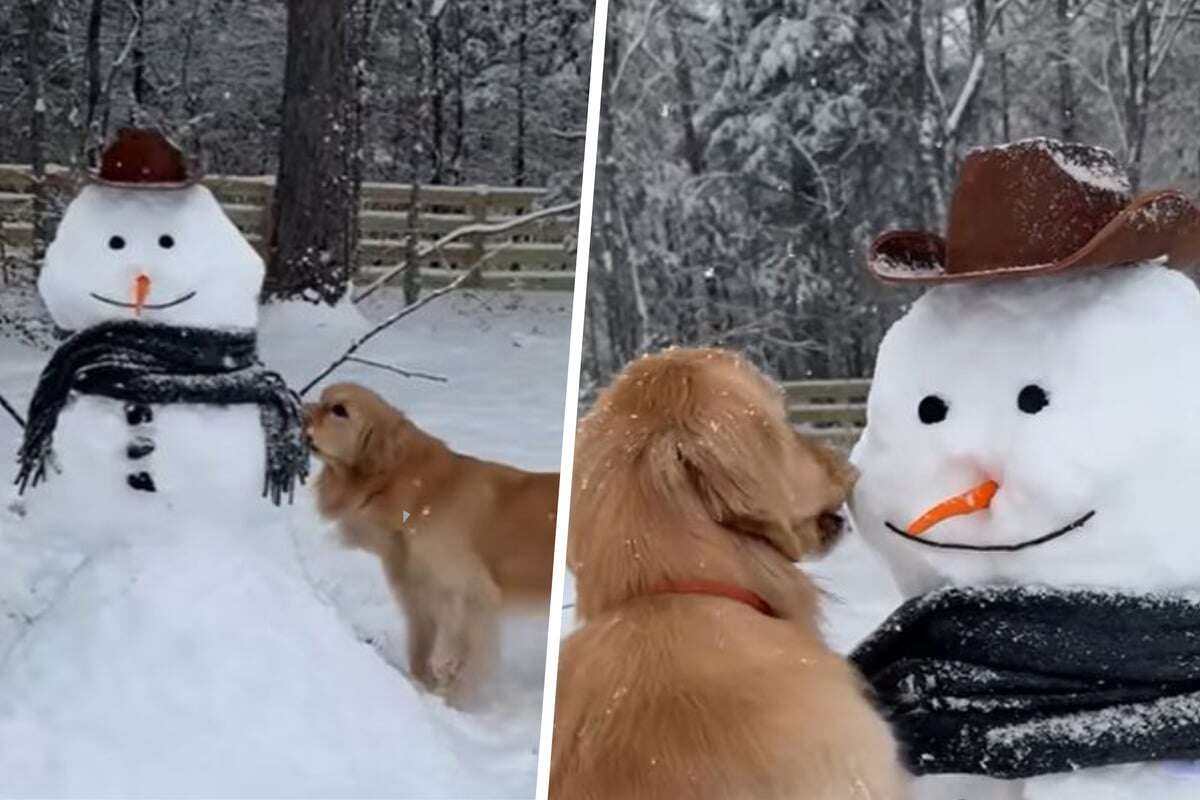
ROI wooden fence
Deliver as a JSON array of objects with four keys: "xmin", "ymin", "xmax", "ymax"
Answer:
[
  {"xmin": 0, "ymin": 164, "xmax": 577, "ymax": 291},
  {"xmin": 784, "ymin": 378, "xmax": 870, "ymax": 449}
]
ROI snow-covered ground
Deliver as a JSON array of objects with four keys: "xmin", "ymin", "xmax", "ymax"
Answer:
[{"xmin": 0, "ymin": 284, "xmax": 569, "ymax": 798}]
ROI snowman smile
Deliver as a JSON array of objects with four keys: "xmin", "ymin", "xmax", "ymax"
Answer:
[
  {"xmin": 884, "ymin": 510, "xmax": 1095, "ymax": 552},
  {"xmin": 89, "ymin": 290, "xmax": 197, "ymax": 311}
]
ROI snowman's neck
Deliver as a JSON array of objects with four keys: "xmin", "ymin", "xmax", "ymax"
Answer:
[{"xmin": 65, "ymin": 319, "xmax": 260, "ymax": 368}]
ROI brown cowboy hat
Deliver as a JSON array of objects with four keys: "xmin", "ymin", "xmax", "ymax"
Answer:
[
  {"xmin": 89, "ymin": 127, "xmax": 201, "ymax": 190},
  {"xmin": 867, "ymin": 138, "xmax": 1200, "ymax": 284}
]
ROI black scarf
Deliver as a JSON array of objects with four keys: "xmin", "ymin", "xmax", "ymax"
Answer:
[
  {"xmin": 16, "ymin": 319, "xmax": 309, "ymax": 505},
  {"xmin": 851, "ymin": 586, "xmax": 1200, "ymax": 779}
]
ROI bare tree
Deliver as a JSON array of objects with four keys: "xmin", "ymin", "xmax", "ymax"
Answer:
[
  {"xmin": 908, "ymin": 0, "xmax": 940, "ymax": 225},
  {"xmin": 667, "ymin": 3, "xmax": 704, "ymax": 177},
  {"xmin": 25, "ymin": 0, "xmax": 50, "ymax": 261},
  {"xmin": 132, "ymin": 0, "xmax": 149, "ymax": 109},
  {"xmin": 449, "ymin": 0, "xmax": 466, "ymax": 182},
  {"xmin": 514, "ymin": 0, "xmax": 528, "ymax": 186},
  {"xmin": 0, "ymin": 0, "xmax": 589, "ymax": 191},
  {"xmin": 84, "ymin": 0, "xmax": 104, "ymax": 157},
  {"xmin": 1073, "ymin": 0, "xmax": 1199, "ymax": 188},
  {"xmin": 1056, "ymin": 0, "xmax": 1077, "ymax": 139},
  {"xmin": 265, "ymin": 0, "xmax": 362, "ymax": 304}
]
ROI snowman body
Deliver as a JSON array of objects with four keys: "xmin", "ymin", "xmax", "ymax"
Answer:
[
  {"xmin": 850, "ymin": 265, "xmax": 1200, "ymax": 797},
  {"xmin": 28, "ymin": 183, "xmax": 269, "ymax": 532},
  {"xmin": 0, "ymin": 510, "xmax": 502, "ymax": 797}
]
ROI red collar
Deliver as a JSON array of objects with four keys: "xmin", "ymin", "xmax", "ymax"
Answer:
[{"xmin": 649, "ymin": 579, "xmax": 777, "ymax": 618}]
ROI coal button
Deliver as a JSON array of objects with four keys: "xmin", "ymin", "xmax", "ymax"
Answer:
[
  {"xmin": 127, "ymin": 472, "xmax": 156, "ymax": 492},
  {"xmin": 125, "ymin": 403, "xmax": 153, "ymax": 425},
  {"xmin": 126, "ymin": 437, "xmax": 155, "ymax": 460}
]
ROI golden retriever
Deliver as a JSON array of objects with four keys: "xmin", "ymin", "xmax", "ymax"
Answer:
[
  {"xmin": 551, "ymin": 348, "xmax": 906, "ymax": 799},
  {"xmin": 306, "ymin": 382, "xmax": 558, "ymax": 708}
]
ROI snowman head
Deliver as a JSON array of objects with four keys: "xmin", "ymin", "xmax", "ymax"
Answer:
[
  {"xmin": 853, "ymin": 139, "xmax": 1200, "ymax": 595},
  {"xmin": 38, "ymin": 129, "xmax": 264, "ymax": 331},
  {"xmin": 852, "ymin": 265, "xmax": 1200, "ymax": 595}
]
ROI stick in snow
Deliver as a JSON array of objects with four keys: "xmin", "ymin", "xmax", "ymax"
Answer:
[
  {"xmin": 300, "ymin": 262, "xmax": 486, "ymax": 397},
  {"xmin": 0, "ymin": 393, "xmax": 25, "ymax": 429},
  {"xmin": 344, "ymin": 356, "xmax": 448, "ymax": 384},
  {"xmin": 352, "ymin": 200, "xmax": 580, "ymax": 305}
]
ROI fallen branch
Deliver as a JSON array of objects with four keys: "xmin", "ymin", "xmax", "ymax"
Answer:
[
  {"xmin": 345, "ymin": 356, "xmax": 447, "ymax": 384},
  {"xmin": 300, "ymin": 261, "xmax": 485, "ymax": 396},
  {"xmin": 352, "ymin": 200, "xmax": 580, "ymax": 304}
]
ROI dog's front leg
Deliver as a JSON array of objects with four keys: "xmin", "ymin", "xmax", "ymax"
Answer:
[
  {"xmin": 427, "ymin": 565, "xmax": 501, "ymax": 709},
  {"xmin": 400, "ymin": 586, "xmax": 438, "ymax": 688},
  {"xmin": 380, "ymin": 552, "xmax": 437, "ymax": 689}
]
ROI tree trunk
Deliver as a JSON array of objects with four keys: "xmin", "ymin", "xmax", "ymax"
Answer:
[
  {"xmin": 998, "ymin": 3, "xmax": 1010, "ymax": 140},
  {"xmin": 403, "ymin": 184, "xmax": 421, "ymax": 304},
  {"xmin": 450, "ymin": 0, "xmax": 466, "ymax": 183},
  {"xmin": 429, "ymin": 7, "xmax": 444, "ymax": 183},
  {"xmin": 350, "ymin": 0, "xmax": 373, "ymax": 261},
  {"xmin": 596, "ymin": 0, "xmax": 635, "ymax": 377},
  {"xmin": 668, "ymin": 7, "xmax": 704, "ymax": 176},
  {"xmin": 404, "ymin": 12, "xmax": 424, "ymax": 303},
  {"xmin": 25, "ymin": 0, "xmax": 49, "ymax": 262},
  {"xmin": 133, "ymin": 0, "xmax": 148, "ymax": 109},
  {"xmin": 908, "ymin": 0, "xmax": 936, "ymax": 226},
  {"xmin": 1056, "ymin": 0, "xmax": 1076, "ymax": 140},
  {"xmin": 967, "ymin": 0, "xmax": 986, "ymax": 145},
  {"xmin": 1123, "ymin": 1, "xmax": 1151, "ymax": 190},
  {"xmin": 177, "ymin": 0, "xmax": 203, "ymax": 157},
  {"xmin": 84, "ymin": 0, "xmax": 104, "ymax": 159},
  {"xmin": 513, "ymin": 0, "xmax": 528, "ymax": 186},
  {"xmin": 1133, "ymin": 2, "xmax": 1152, "ymax": 189},
  {"xmin": 266, "ymin": 0, "xmax": 360, "ymax": 304},
  {"xmin": 933, "ymin": 0, "xmax": 944, "ymax": 82}
]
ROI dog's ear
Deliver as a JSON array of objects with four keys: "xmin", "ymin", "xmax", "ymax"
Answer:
[
  {"xmin": 353, "ymin": 405, "xmax": 409, "ymax": 475},
  {"xmin": 643, "ymin": 420, "xmax": 806, "ymax": 561},
  {"xmin": 804, "ymin": 434, "xmax": 858, "ymax": 491}
]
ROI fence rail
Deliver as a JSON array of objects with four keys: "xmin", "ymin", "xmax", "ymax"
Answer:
[
  {"xmin": 784, "ymin": 378, "xmax": 870, "ymax": 449},
  {"xmin": 0, "ymin": 164, "xmax": 577, "ymax": 291}
]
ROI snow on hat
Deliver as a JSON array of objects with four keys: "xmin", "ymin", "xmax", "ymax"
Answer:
[
  {"xmin": 91, "ymin": 127, "xmax": 200, "ymax": 190},
  {"xmin": 867, "ymin": 137, "xmax": 1200, "ymax": 284}
]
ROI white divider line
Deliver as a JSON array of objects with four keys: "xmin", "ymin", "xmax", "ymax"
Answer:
[{"xmin": 534, "ymin": 1, "xmax": 610, "ymax": 797}]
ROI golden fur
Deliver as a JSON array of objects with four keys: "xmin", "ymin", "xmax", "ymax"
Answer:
[
  {"xmin": 307, "ymin": 382, "xmax": 558, "ymax": 708},
  {"xmin": 551, "ymin": 348, "xmax": 907, "ymax": 799}
]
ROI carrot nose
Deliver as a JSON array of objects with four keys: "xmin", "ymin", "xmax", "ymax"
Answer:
[
  {"xmin": 132, "ymin": 273, "xmax": 151, "ymax": 315},
  {"xmin": 906, "ymin": 480, "xmax": 999, "ymax": 536}
]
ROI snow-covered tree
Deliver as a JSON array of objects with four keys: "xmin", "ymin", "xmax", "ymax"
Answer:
[{"xmin": 584, "ymin": 0, "xmax": 1200, "ymax": 394}]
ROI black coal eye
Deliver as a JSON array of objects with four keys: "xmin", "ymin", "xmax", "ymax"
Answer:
[
  {"xmin": 330, "ymin": 403, "xmax": 348, "ymax": 418},
  {"xmin": 918, "ymin": 395, "xmax": 949, "ymax": 425},
  {"xmin": 108, "ymin": 235, "xmax": 126, "ymax": 250},
  {"xmin": 158, "ymin": 234, "xmax": 175, "ymax": 249},
  {"xmin": 1018, "ymin": 384, "xmax": 1049, "ymax": 414}
]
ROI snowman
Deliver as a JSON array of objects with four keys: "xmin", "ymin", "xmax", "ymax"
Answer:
[
  {"xmin": 0, "ymin": 130, "xmax": 508, "ymax": 796},
  {"xmin": 16, "ymin": 127, "xmax": 307, "ymax": 531},
  {"xmin": 847, "ymin": 138, "xmax": 1200, "ymax": 799}
]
